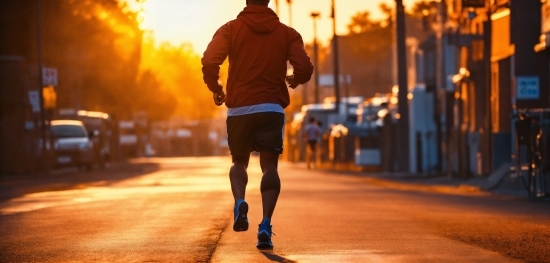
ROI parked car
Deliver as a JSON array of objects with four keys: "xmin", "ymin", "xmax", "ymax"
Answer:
[
  {"xmin": 50, "ymin": 120, "xmax": 94, "ymax": 170},
  {"xmin": 76, "ymin": 110, "xmax": 113, "ymax": 168},
  {"xmin": 57, "ymin": 109, "xmax": 116, "ymax": 168}
]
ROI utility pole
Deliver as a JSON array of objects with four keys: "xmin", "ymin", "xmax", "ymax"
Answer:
[
  {"xmin": 274, "ymin": 0, "xmax": 280, "ymax": 15},
  {"xmin": 331, "ymin": 0, "xmax": 340, "ymax": 113},
  {"xmin": 287, "ymin": 0, "xmax": 293, "ymax": 26},
  {"xmin": 311, "ymin": 12, "xmax": 321, "ymax": 104},
  {"xmin": 395, "ymin": 0, "xmax": 409, "ymax": 172},
  {"xmin": 36, "ymin": 0, "xmax": 47, "ymax": 154},
  {"xmin": 434, "ymin": 0, "xmax": 444, "ymax": 173},
  {"xmin": 483, "ymin": 0, "xmax": 493, "ymax": 176}
]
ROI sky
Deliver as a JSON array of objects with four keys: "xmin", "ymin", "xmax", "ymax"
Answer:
[{"xmin": 140, "ymin": 0, "xmax": 419, "ymax": 54}]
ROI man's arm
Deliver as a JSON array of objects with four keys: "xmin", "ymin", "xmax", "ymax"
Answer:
[
  {"xmin": 287, "ymin": 29, "xmax": 314, "ymax": 85},
  {"xmin": 201, "ymin": 23, "xmax": 230, "ymax": 94}
]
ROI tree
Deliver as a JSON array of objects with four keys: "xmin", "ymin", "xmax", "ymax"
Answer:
[
  {"xmin": 411, "ymin": 0, "xmax": 437, "ymax": 19},
  {"xmin": 39, "ymin": 0, "xmax": 143, "ymax": 119},
  {"xmin": 410, "ymin": 1, "xmax": 439, "ymax": 31},
  {"xmin": 316, "ymin": 0, "xmax": 434, "ymax": 98},
  {"xmin": 347, "ymin": 11, "xmax": 379, "ymax": 34},
  {"xmin": 38, "ymin": 0, "xmax": 223, "ymax": 121},
  {"xmin": 379, "ymin": 3, "xmax": 393, "ymax": 28},
  {"xmin": 133, "ymin": 70, "xmax": 178, "ymax": 121},
  {"xmin": 140, "ymin": 38, "xmax": 223, "ymax": 120}
]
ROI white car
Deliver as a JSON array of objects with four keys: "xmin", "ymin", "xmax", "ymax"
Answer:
[{"xmin": 50, "ymin": 120, "xmax": 94, "ymax": 170}]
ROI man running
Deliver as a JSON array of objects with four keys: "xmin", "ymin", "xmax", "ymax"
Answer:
[
  {"xmin": 303, "ymin": 117, "xmax": 322, "ymax": 169},
  {"xmin": 201, "ymin": 0, "xmax": 313, "ymax": 249}
]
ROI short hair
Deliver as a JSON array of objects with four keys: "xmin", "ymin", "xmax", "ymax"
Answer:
[
  {"xmin": 309, "ymin": 117, "xmax": 316, "ymax": 123},
  {"xmin": 248, "ymin": 0, "xmax": 269, "ymax": 6}
]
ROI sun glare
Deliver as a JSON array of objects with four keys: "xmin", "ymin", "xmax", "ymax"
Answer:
[{"xmin": 135, "ymin": 0, "xmax": 419, "ymax": 53}]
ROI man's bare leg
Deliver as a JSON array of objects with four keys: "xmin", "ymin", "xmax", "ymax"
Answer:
[
  {"xmin": 230, "ymin": 156, "xmax": 250, "ymax": 232},
  {"xmin": 229, "ymin": 158, "xmax": 249, "ymax": 202},
  {"xmin": 256, "ymin": 151, "xmax": 280, "ymax": 248},
  {"xmin": 259, "ymin": 151, "xmax": 280, "ymax": 219}
]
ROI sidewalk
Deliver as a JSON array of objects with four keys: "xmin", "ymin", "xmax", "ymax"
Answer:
[{"xmin": 313, "ymin": 162, "xmax": 530, "ymax": 199}]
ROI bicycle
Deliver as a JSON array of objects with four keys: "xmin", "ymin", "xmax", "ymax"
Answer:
[{"xmin": 513, "ymin": 109, "xmax": 550, "ymax": 200}]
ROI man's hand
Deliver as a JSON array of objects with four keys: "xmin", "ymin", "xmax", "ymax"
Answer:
[
  {"xmin": 286, "ymin": 75, "xmax": 299, "ymax": 89},
  {"xmin": 213, "ymin": 90, "xmax": 226, "ymax": 106}
]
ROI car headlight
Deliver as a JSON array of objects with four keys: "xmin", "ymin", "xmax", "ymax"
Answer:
[{"xmin": 79, "ymin": 142, "xmax": 93, "ymax": 150}]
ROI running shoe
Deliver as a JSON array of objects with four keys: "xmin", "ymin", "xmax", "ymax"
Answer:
[
  {"xmin": 233, "ymin": 200, "xmax": 249, "ymax": 232},
  {"xmin": 256, "ymin": 222, "xmax": 273, "ymax": 249}
]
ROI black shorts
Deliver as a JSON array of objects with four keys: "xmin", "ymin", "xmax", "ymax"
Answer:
[
  {"xmin": 227, "ymin": 112, "xmax": 285, "ymax": 162},
  {"xmin": 307, "ymin": 140, "xmax": 317, "ymax": 151}
]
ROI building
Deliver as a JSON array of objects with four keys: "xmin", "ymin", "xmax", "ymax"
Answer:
[
  {"xmin": 415, "ymin": 0, "xmax": 547, "ymax": 178},
  {"xmin": 0, "ymin": 0, "xmax": 48, "ymax": 174}
]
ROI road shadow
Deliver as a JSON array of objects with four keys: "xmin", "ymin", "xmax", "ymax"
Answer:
[
  {"xmin": 0, "ymin": 162, "xmax": 160, "ymax": 201},
  {"xmin": 261, "ymin": 251, "xmax": 297, "ymax": 263}
]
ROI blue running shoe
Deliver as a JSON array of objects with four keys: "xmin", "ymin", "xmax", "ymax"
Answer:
[
  {"xmin": 256, "ymin": 222, "xmax": 273, "ymax": 249},
  {"xmin": 233, "ymin": 200, "xmax": 248, "ymax": 232}
]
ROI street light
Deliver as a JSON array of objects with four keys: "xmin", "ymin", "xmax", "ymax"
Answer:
[
  {"xmin": 311, "ymin": 11, "xmax": 320, "ymax": 104},
  {"xmin": 331, "ymin": 0, "xmax": 340, "ymax": 113}
]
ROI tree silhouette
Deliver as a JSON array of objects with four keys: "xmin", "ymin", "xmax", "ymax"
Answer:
[
  {"xmin": 347, "ymin": 11, "xmax": 380, "ymax": 34},
  {"xmin": 317, "ymin": 0, "xmax": 433, "ymax": 98}
]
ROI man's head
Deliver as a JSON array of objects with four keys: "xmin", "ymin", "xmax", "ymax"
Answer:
[
  {"xmin": 246, "ymin": 0, "xmax": 269, "ymax": 6},
  {"xmin": 309, "ymin": 117, "xmax": 316, "ymax": 123}
]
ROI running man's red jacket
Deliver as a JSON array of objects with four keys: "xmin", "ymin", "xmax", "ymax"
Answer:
[{"xmin": 202, "ymin": 5, "xmax": 314, "ymax": 109}]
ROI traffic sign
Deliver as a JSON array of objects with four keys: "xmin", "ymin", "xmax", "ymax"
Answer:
[
  {"xmin": 28, "ymin": 90, "xmax": 41, "ymax": 113},
  {"xmin": 42, "ymin": 67, "xmax": 58, "ymax": 86},
  {"xmin": 517, "ymin": 76, "xmax": 540, "ymax": 100}
]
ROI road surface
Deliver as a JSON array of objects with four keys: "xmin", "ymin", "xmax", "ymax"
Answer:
[{"xmin": 0, "ymin": 157, "xmax": 549, "ymax": 262}]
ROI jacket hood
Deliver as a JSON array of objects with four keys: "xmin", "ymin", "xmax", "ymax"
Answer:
[{"xmin": 237, "ymin": 6, "xmax": 280, "ymax": 34}]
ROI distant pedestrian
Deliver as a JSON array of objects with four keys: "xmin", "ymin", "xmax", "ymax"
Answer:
[
  {"xmin": 201, "ymin": 0, "xmax": 313, "ymax": 249},
  {"xmin": 303, "ymin": 117, "xmax": 322, "ymax": 169}
]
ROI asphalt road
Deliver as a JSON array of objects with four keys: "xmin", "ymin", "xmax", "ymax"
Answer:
[{"xmin": 0, "ymin": 157, "xmax": 549, "ymax": 262}]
